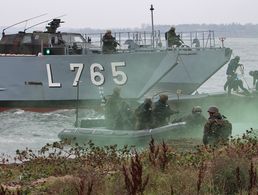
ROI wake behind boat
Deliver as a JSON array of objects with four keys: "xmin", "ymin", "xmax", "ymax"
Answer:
[{"xmin": 0, "ymin": 9, "xmax": 232, "ymax": 111}]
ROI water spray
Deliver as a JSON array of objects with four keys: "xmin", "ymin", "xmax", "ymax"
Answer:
[{"xmin": 98, "ymin": 86, "xmax": 106, "ymax": 107}]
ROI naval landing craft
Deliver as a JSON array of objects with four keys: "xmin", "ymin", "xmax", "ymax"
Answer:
[{"xmin": 0, "ymin": 18, "xmax": 232, "ymax": 111}]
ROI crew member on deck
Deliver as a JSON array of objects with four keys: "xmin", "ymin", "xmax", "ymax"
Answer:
[
  {"xmin": 102, "ymin": 30, "xmax": 119, "ymax": 53},
  {"xmin": 165, "ymin": 27, "xmax": 183, "ymax": 47}
]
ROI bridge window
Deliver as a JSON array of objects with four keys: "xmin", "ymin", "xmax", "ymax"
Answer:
[
  {"xmin": 62, "ymin": 34, "xmax": 85, "ymax": 43},
  {"xmin": 22, "ymin": 35, "xmax": 32, "ymax": 44}
]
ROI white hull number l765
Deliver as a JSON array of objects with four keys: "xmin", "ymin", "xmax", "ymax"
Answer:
[{"xmin": 46, "ymin": 62, "xmax": 128, "ymax": 88}]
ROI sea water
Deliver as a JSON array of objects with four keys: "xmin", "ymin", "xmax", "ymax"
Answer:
[{"xmin": 0, "ymin": 37, "xmax": 258, "ymax": 157}]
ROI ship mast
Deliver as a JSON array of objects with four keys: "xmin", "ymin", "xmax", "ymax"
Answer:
[{"xmin": 150, "ymin": 4, "xmax": 155, "ymax": 48}]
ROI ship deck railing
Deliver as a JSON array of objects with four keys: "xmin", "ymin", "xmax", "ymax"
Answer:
[
  {"xmin": 56, "ymin": 30, "xmax": 223, "ymax": 55},
  {"xmin": 0, "ymin": 30, "xmax": 222, "ymax": 56},
  {"xmin": 81, "ymin": 30, "xmax": 220, "ymax": 51}
]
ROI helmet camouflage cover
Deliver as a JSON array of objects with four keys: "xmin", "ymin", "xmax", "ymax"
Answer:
[
  {"xmin": 159, "ymin": 94, "xmax": 168, "ymax": 102},
  {"xmin": 192, "ymin": 106, "xmax": 202, "ymax": 113},
  {"xmin": 207, "ymin": 106, "xmax": 219, "ymax": 113}
]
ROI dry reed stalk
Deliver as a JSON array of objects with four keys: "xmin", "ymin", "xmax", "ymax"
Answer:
[
  {"xmin": 236, "ymin": 166, "xmax": 243, "ymax": 195},
  {"xmin": 159, "ymin": 140, "xmax": 169, "ymax": 171},
  {"xmin": 122, "ymin": 151, "xmax": 149, "ymax": 195},
  {"xmin": 197, "ymin": 161, "xmax": 206, "ymax": 195},
  {"xmin": 148, "ymin": 136, "xmax": 159, "ymax": 167},
  {"xmin": 248, "ymin": 161, "xmax": 257, "ymax": 195}
]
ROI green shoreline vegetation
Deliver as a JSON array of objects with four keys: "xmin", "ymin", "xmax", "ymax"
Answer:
[{"xmin": 0, "ymin": 129, "xmax": 258, "ymax": 194}]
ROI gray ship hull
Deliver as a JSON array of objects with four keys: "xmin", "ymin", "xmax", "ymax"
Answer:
[
  {"xmin": 147, "ymin": 47, "xmax": 232, "ymax": 96},
  {"xmin": 0, "ymin": 18, "xmax": 232, "ymax": 110},
  {"xmin": 0, "ymin": 47, "xmax": 231, "ymax": 110},
  {"xmin": 0, "ymin": 51, "xmax": 177, "ymax": 99}
]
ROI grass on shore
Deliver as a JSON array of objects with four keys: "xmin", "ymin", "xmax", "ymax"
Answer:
[{"xmin": 1, "ymin": 129, "xmax": 258, "ymax": 194}]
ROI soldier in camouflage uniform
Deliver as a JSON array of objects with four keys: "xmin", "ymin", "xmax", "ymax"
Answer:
[
  {"xmin": 224, "ymin": 73, "xmax": 250, "ymax": 95},
  {"xmin": 115, "ymin": 100, "xmax": 135, "ymax": 130},
  {"xmin": 102, "ymin": 30, "xmax": 119, "ymax": 53},
  {"xmin": 174, "ymin": 106, "xmax": 207, "ymax": 127},
  {"xmin": 165, "ymin": 27, "xmax": 183, "ymax": 47},
  {"xmin": 104, "ymin": 87, "xmax": 123, "ymax": 129},
  {"xmin": 105, "ymin": 87, "xmax": 134, "ymax": 130},
  {"xmin": 203, "ymin": 106, "xmax": 232, "ymax": 145},
  {"xmin": 224, "ymin": 56, "xmax": 242, "ymax": 91},
  {"xmin": 249, "ymin": 70, "xmax": 258, "ymax": 91},
  {"xmin": 152, "ymin": 94, "xmax": 178, "ymax": 128},
  {"xmin": 225, "ymin": 56, "xmax": 241, "ymax": 76},
  {"xmin": 134, "ymin": 98, "xmax": 153, "ymax": 130}
]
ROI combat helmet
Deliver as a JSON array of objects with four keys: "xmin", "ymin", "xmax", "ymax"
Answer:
[
  {"xmin": 144, "ymin": 98, "xmax": 152, "ymax": 105},
  {"xmin": 159, "ymin": 94, "xmax": 168, "ymax": 103},
  {"xmin": 207, "ymin": 106, "xmax": 219, "ymax": 113},
  {"xmin": 235, "ymin": 56, "xmax": 240, "ymax": 61},
  {"xmin": 192, "ymin": 106, "xmax": 202, "ymax": 113},
  {"xmin": 113, "ymin": 87, "xmax": 121, "ymax": 95},
  {"xmin": 170, "ymin": 26, "xmax": 176, "ymax": 31}
]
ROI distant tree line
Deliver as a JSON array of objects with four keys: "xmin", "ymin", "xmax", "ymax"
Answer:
[
  {"xmin": 74, "ymin": 23, "xmax": 258, "ymax": 38},
  {"xmin": 1, "ymin": 23, "xmax": 257, "ymax": 38},
  {"xmin": 161, "ymin": 23, "xmax": 258, "ymax": 38}
]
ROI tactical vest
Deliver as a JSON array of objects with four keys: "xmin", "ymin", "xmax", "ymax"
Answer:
[{"xmin": 210, "ymin": 119, "xmax": 232, "ymax": 139}]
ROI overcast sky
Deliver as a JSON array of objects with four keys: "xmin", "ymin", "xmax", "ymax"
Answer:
[{"xmin": 2, "ymin": 0, "xmax": 258, "ymax": 30}]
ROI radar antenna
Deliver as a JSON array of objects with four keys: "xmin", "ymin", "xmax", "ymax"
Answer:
[
  {"xmin": 2, "ymin": 13, "xmax": 47, "ymax": 36},
  {"xmin": 24, "ymin": 14, "xmax": 66, "ymax": 33}
]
